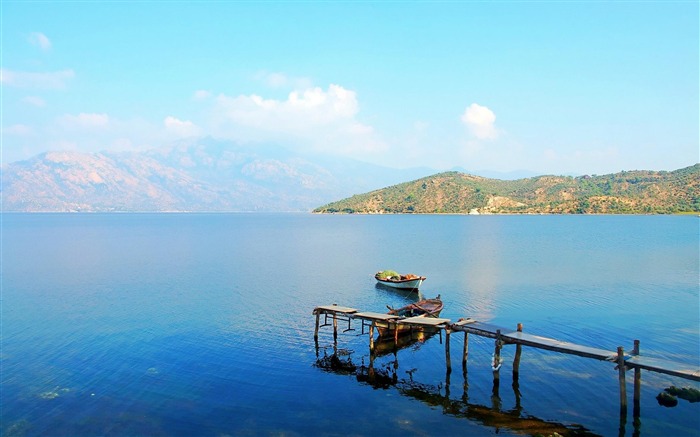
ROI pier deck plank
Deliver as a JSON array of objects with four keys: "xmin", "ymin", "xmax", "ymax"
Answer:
[
  {"xmin": 352, "ymin": 311, "xmax": 400, "ymax": 321},
  {"xmin": 625, "ymin": 355, "xmax": 700, "ymax": 381},
  {"xmin": 313, "ymin": 305, "xmax": 358, "ymax": 315},
  {"xmin": 399, "ymin": 316, "xmax": 451, "ymax": 327},
  {"xmin": 451, "ymin": 321, "xmax": 508, "ymax": 339},
  {"xmin": 503, "ymin": 331, "xmax": 618, "ymax": 361}
]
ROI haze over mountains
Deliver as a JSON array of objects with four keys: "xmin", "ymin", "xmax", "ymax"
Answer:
[
  {"xmin": 1, "ymin": 138, "xmax": 437, "ymax": 212},
  {"xmin": 3, "ymin": 138, "xmax": 696, "ymax": 213}
]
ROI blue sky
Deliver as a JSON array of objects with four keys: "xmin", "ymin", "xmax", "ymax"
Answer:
[{"xmin": 2, "ymin": 1, "xmax": 698, "ymax": 175}]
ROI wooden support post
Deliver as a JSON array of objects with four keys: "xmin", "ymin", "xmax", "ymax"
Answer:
[
  {"xmin": 513, "ymin": 323, "xmax": 523, "ymax": 381},
  {"xmin": 491, "ymin": 373, "xmax": 501, "ymax": 411},
  {"xmin": 314, "ymin": 312, "xmax": 320, "ymax": 340},
  {"xmin": 493, "ymin": 330, "xmax": 503, "ymax": 382},
  {"xmin": 617, "ymin": 346, "xmax": 628, "ymax": 416},
  {"xmin": 462, "ymin": 331, "xmax": 469, "ymax": 371},
  {"xmin": 633, "ymin": 340, "xmax": 641, "ymax": 421},
  {"xmin": 445, "ymin": 367, "xmax": 451, "ymax": 398},
  {"xmin": 333, "ymin": 313, "xmax": 338, "ymax": 340},
  {"xmin": 393, "ymin": 323, "xmax": 399, "ymax": 349},
  {"xmin": 369, "ymin": 322, "xmax": 375, "ymax": 354},
  {"xmin": 445, "ymin": 327, "xmax": 452, "ymax": 373}
]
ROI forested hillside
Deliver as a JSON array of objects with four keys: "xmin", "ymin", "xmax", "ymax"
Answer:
[{"xmin": 314, "ymin": 164, "xmax": 700, "ymax": 214}]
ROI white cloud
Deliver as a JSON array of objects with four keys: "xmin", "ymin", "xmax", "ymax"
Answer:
[
  {"xmin": 22, "ymin": 96, "xmax": 46, "ymax": 107},
  {"xmin": 164, "ymin": 116, "xmax": 200, "ymax": 137},
  {"xmin": 4, "ymin": 77, "xmax": 391, "ymax": 165},
  {"xmin": 1, "ymin": 69, "xmax": 74, "ymax": 89},
  {"xmin": 210, "ymin": 83, "xmax": 386, "ymax": 157},
  {"xmin": 59, "ymin": 113, "xmax": 110, "ymax": 129},
  {"xmin": 216, "ymin": 84, "xmax": 359, "ymax": 128},
  {"xmin": 28, "ymin": 32, "xmax": 52, "ymax": 50},
  {"xmin": 461, "ymin": 103, "xmax": 498, "ymax": 140}
]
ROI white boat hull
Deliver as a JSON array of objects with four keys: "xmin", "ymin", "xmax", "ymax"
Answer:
[{"xmin": 376, "ymin": 277, "xmax": 424, "ymax": 290}]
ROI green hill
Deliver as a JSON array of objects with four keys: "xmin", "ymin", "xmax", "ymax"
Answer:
[{"xmin": 313, "ymin": 164, "xmax": 700, "ymax": 214}]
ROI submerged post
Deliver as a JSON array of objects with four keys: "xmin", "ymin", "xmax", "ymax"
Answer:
[
  {"xmin": 445, "ymin": 368, "xmax": 451, "ymax": 398},
  {"xmin": 314, "ymin": 311, "xmax": 320, "ymax": 341},
  {"xmin": 617, "ymin": 346, "xmax": 628, "ymax": 416},
  {"xmin": 445, "ymin": 326, "xmax": 452, "ymax": 373},
  {"xmin": 462, "ymin": 331, "xmax": 469, "ymax": 370},
  {"xmin": 633, "ymin": 340, "xmax": 641, "ymax": 421},
  {"xmin": 513, "ymin": 323, "xmax": 523, "ymax": 381},
  {"xmin": 333, "ymin": 313, "xmax": 342, "ymax": 339}
]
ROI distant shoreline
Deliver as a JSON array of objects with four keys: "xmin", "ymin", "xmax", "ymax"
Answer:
[{"xmin": 2, "ymin": 211, "xmax": 698, "ymax": 216}]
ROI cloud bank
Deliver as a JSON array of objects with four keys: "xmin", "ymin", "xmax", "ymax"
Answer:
[{"xmin": 209, "ymin": 84, "xmax": 386, "ymax": 157}]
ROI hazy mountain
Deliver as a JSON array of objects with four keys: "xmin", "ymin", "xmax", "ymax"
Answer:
[
  {"xmin": 314, "ymin": 165, "xmax": 700, "ymax": 214},
  {"xmin": 0, "ymin": 138, "xmax": 436, "ymax": 212}
]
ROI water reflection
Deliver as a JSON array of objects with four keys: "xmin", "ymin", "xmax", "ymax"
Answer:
[
  {"xmin": 373, "ymin": 283, "xmax": 423, "ymax": 302},
  {"xmin": 371, "ymin": 330, "xmax": 436, "ymax": 357},
  {"xmin": 314, "ymin": 336, "xmax": 601, "ymax": 437},
  {"xmin": 314, "ymin": 348, "xmax": 358, "ymax": 375}
]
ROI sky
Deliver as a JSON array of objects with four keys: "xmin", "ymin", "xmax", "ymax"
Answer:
[{"xmin": 1, "ymin": 1, "xmax": 698, "ymax": 176}]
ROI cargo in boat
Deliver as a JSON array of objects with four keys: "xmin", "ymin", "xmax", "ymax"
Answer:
[{"xmin": 375, "ymin": 270, "xmax": 426, "ymax": 290}]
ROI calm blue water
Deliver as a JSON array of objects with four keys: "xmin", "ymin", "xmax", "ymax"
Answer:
[{"xmin": 1, "ymin": 214, "xmax": 698, "ymax": 436}]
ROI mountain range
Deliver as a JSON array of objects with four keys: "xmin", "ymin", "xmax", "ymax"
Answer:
[
  {"xmin": 0, "ymin": 138, "xmax": 435, "ymax": 212},
  {"xmin": 3, "ymin": 138, "xmax": 697, "ymax": 213}
]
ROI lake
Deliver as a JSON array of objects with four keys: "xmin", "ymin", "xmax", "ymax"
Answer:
[{"xmin": 1, "ymin": 213, "xmax": 698, "ymax": 436}]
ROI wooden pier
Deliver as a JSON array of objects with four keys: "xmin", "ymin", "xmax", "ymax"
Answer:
[{"xmin": 313, "ymin": 303, "xmax": 700, "ymax": 417}]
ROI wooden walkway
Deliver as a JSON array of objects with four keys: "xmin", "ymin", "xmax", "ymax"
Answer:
[
  {"xmin": 313, "ymin": 303, "xmax": 700, "ymax": 423},
  {"xmin": 312, "ymin": 304, "xmax": 700, "ymax": 383}
]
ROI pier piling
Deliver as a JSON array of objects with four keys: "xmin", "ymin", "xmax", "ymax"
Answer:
[
  {"xmin": 513, "ymin": 323, "xmax": 523, "ymax": 381},
  {"xmin": 617, "ymin": 346, "xmax": 627, "ymax": 416},
  {"xmin": 314, "ymin": 312, "xmax": 320, "ymax": 341},
  {"xmin": 445, "ymin": 327, "xmax": 452, "ymax": 372},
  {"xmin": 633, "ymin": 340, "xmax": 641, "ymax": 420},
  {"xmin": 462, "ymin": 331, "xmax": 469, "ymax": 370},
  {"xmin": 493, "ymin": 330, "xmax": 503, "ymax": 381},
  {"xmin": 333, "ymin": 313, "xmax": 338, "ymax": 340}
]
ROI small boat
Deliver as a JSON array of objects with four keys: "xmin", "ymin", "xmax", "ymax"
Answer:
[
  {"xmin": 375, "ymin": 270, "xmax": 426, "ymax": 290},
  {"xmin": 378, "ymin": 296, "xmax": 443, "ymax": 337}
]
